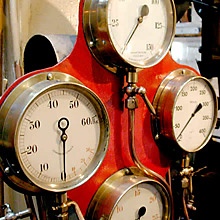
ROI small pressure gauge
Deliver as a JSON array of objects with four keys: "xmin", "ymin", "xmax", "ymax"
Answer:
[
  {"xmin": 0, "ymin": 72, "xmax": 110, "ymax": 193},
  {"xmin": 86, "ymin": 167, "xmax": 171, "ymax": 220},
  {"xmin": 152, "ymin": 69, "xmax": 218, "ymax": 153},
  {"xmin": 83, "ymin": 0, "xmax": 176, "ymax": 72}
]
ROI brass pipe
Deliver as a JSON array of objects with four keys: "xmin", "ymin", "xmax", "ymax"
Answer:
[
  {"xmin": 128, "ymin": 108, "xmax": 173, "ymax": 219},
  {"xmin": 128, "ymin": 108, "xmax": 171, "ymax": 189},
  {"xmin": 125, "ymin": 71, "xmax": 174, "ymax": 219}
]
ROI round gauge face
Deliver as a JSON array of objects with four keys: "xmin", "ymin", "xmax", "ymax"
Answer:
[
  {"xmin": 110, "ymin": 183, "xmax": 163, "ymax": 219},
  {"xmin": 86, "ymin": 168, "xmax": 171, "ymax": 220},
  {"xmin": 107, "ymin": 0, "xmax": 175, "ymax": 68},
  {"xmin": 172, "ymin": 77, "xmax": 217, "ymax": 152},
  {"xmin": 15, "ymin": 83, "xmax": 109, "ymax": 191}
]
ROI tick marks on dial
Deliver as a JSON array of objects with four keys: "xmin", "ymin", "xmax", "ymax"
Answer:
[
  {"xmin": 48, "ymin": 94, "xmax": 51, "ymax": 100},
  {"xmin": 53, "ymin": 146, "xmax": 74, "ymax": 155},
  {"xmin": 176, "ymin": 103, "xmax": 203, "ymax": 140}
]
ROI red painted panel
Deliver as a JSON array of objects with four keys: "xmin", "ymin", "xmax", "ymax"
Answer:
[{"xmin": 0, "ymin": 0, "xmax": 199, "ymax": 216}]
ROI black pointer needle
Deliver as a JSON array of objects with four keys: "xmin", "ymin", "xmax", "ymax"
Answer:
[
  {"xmin": 136, "ymin": 206, "xmax": 147, "ymax": 220},
  {"xmin": 177, "ymin": 103, "xmax": 203, "ymax": 140},
  {"xmin": 122, "ymin": 5, "xmax": 149, "ymax": 54},
  {"xmin": 58, "ymin": 117, "xmax": 69, "ymax": 181}
]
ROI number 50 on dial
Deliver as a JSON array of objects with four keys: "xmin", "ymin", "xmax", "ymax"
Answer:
[
  {"xmin": 152, "ymin": 69, "xmax": 218, "ymax": 153},
  {"xmin": 0, "ymin": 72, "xmax": 110, "ymax": 192}
]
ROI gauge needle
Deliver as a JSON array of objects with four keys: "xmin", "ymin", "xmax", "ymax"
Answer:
[
  {"xmin": 58, "ymin": 117, "xmax": 70, "ymax": 181},
  {"xmin": 177, "ymin": 103, "xmax": 203, "ymax": 140},
  {"xmin": 122, "ymin": 5, "xmax": 149, "ymax": 54},
  {"xmin": 136, "ymin": 206, "xmax": 147, "ymax": 220}
]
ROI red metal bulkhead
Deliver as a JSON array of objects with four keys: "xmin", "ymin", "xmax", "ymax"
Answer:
[{"xmin": 0, "ymin": 0, "xmax": 199, "ymax": 216}]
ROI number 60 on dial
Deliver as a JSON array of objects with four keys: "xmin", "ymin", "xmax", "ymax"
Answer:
[{"xmin": 0, "ymin": 72, "xmax": 110, "ymax": 193}]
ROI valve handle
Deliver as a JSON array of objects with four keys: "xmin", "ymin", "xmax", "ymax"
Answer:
[{"xmin": 0, "ymin": 204, "xmax": 32, "ymax": 220}]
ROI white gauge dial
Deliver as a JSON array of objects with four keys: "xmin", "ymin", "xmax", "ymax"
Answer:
[
  {"xmin": 86, "ymin": 168, "xmax": 171, "ymax": 220},
  {"xmin": 0, "ymin": 72, "xmax": 109, "ymax": 192},
  {"xmin": 173, "ymin": 78, "xmax": 216, "ymax": 152},
  {"xmin": 108, "ymin": 0, "xmax": 174, "ymax": 67},
  {"xmin": 17, "ymin": 87, "xmax": 101, "ymax": 189},
  {"xmin": 152, "ymin": 69, "xmax": 218, "ymax": 153},
  {"xmin": 111, "ymin": 183, "xmax": 163, "ymax": 220},
  {"xmin": 83, "ymin": 0, "xmax": 175, "ymax": 71}
]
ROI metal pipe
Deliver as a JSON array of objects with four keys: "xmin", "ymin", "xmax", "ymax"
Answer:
[
  {"xmin": 2, "ymin": 0, "xmax": 22, "ymax": 90},
  {"xmin": 36, "ymin": 196, "xmax": 47, "ymax": 220},
  {"xmin": 24, "ymin": 195, "xmax": 38, "ymax": 220},
  {"xmin": 8, "ymin": 1, "xmax": 22, "ymax": 79},
  {"xmin": 128, "ymin": 107, "xmax": 173, "ymax": 219},
  {"xmin": 125, "ymin": 72, "xmax": 172, "ymax": 189},
  {"xmin": 0, "ymin": 204, "xmax": 32, "ymax": 220},
  {"xmin": 183, "ymin": 189, "xmax": 190, "ymax": 220},
  {"xmin": 23, "ymin": 34, "xmax": 76, "ymax": 74},
  {"xmin": 128, "ymin": 108, "xmax": 169, "ymax": 186},
  {"xmin": 125, "ymin": 71, "xmax": 174, "ymax": 219}
]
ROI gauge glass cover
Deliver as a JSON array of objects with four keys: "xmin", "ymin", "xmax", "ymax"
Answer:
[
  {"xmin": 152, "ymin": 69, "xmax": 218, "ymax": 153},
  {"xmin": 107, "ymin": 0, "xmax": 175, "ymax": 68},
  {"xmin": 86, "ymin": 167, "xmax": 171, "ymax": 220},
  {"xmin": 15, "ymin": 83, "xmax": 109, "ymax": 192},
  {"xmin": 173, "ymin": 77, "xmax": 217, "ymax": 152},
  {"xmin": 83, "ymin": 0, "xmax": 176, "ymax": 71},
  {"xmin": 110, "ymin": 183, "xmax": 163, "ymax": 219}
]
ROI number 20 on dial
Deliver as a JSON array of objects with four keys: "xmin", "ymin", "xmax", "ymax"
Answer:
[{"xmin": 0, "ymin": 72, "xmax": 110, "ymax": 192}]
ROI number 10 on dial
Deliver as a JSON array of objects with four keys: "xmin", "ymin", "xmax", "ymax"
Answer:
[{"xmin": 0, "ymin": 72, "xmax": 110, "ymax": 192}]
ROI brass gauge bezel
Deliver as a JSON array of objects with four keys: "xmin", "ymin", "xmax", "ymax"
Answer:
[
  {"xmin": 86, "ymin": 167, "xmax": 171, "ymax": 220},
  {"xmin": 83, "ymin": 0, "xmax": 176, "ymax": 73},
  {"xmin": 0, "ymin": 72, "xmax": 110, "ymax": 193},
  {"xmin": 152, "ymin": 68, "xmax": 218, "ymax": 153}
]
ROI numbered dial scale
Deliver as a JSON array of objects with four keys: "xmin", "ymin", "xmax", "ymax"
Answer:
[
  {"xmin": 83, "ymin": 0, "xmax": 176, "ymax": 72},
  {"xmin": 152, "ymin": 69, "xmax": 218, "ymax": 153},
  {"xmin": 86, "ymin": 167, "xmax": 171, "ymax": 220},
  {"xmin": 0, "ymin": 72, "xmax": 110, "ymax": 192}
]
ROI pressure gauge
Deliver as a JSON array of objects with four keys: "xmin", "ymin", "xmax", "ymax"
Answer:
[
  {"xmin": 83, "ymin": 0, "xmax": 176, "ymax": 72},
  {"xmin": 152, "ymin": 69, "xmax": 218, "ymax": 153},
  {"xmin": 0, "ymin": 72, "xmax": 110, "ymax": 193},
  {"xmin": 86, "ymin": 167, "xmax": 171, "ymax": 220}
]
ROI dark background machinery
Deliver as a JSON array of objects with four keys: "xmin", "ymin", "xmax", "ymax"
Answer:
[{"xmin": 171, "ymin": 0, "xmax": 220, "ymax": 219}]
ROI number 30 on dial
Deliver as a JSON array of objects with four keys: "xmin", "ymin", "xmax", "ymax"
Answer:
[{"xmin": 0, "ymin": 72, "xmax": 110, "ymax": 192}]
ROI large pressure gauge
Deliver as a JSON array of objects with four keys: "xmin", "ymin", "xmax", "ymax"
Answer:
[
  {"xmin": 152, "ymin": 69, "xmax": 218, "ymax": 153},
  {"xmin": 0, "ymin": 72, "xmax": 110, "ymax": 192},
  {"xmin": 86, "ymin": 167, "xmax": 171, "ymax": 220},
  {"xmin": 83, "ymin": 0, "xmax": 176, "ymax": 72}
]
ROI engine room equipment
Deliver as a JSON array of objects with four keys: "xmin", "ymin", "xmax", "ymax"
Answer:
[
  {"xmin": 83, "ymin": 0, "xmax": 176, "ymax": 71},
  {"xmin": 0, "ymin": 0, "xmax": 218, "ymax": 219},
  {"xmin": 86, "ymin": 167, "xmax": 171, "ymax": 220},
  {"xmin": 0, "ymin": 204, "xmax": 32, "ymax": 220},
  {"xmin": 0, "ymin": 71, "xmax": 109, "ymax": 219},
  {"xmin": 0, "ymin": 71, "xmax": 109, "ymax": 193},
  {"xmin": 23, "ymin": 34, "xmax": 77, "ymax": 74},
  {"xmin": 82, "ymin": 0, "xmax": 178, "ymax": 217},
  {"xmin": 152, "ymin": 68, "xmax": 218, "ymax": 153}
]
